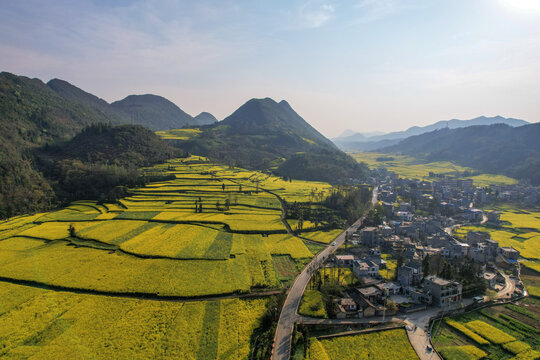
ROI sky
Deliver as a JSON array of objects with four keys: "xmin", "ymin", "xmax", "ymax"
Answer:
[{"xmin": 1, "ymin": 0, "xmax": 539, "ymax": 137}]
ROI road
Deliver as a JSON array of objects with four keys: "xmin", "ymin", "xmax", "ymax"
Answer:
[
  {"xmin": 271, "ymin": 187, "xmax": 378, "ymax": 360},
  {"xmin": 497, "ymin": 273, "xmax": 515, "ymax": 299}
]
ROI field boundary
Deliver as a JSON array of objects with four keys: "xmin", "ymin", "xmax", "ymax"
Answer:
[
  {"xmin": 315, "ymin": 323, "xmax": 406, "ymax": 340},
  {"xmin": 0, "ymin": 276, "xmax": 282, "ymax": 302}
]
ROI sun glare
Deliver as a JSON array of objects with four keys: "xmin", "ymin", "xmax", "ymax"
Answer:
[{"xmin": 501, "ymin": 0, "xmax": 540, "ymax": 11}]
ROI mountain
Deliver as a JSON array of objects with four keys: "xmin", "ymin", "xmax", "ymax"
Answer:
[
  {"xmin": 337, "ymin": 129, "xmax": 358, "ymax": 138},
  {"xmin": 0, "ymin": 71, "xmax": 128, "ymax": 218},
  {"xmin": 192, "ymin": 112, "xmax": 217, "ymax": 125},
  {"xmin": 334, "ymin": 116, "xmax": 530, "ymax": 151},
  {"xmin": 379, "ymin": 123, "xmax": 540, "ymax": 184},
  {"xmin": 169, "ymin": 98, "xmax": 367, "ymax": 183},
  {"xmin": 46, "ymin": 78, "xmax": 128, "ymax": 125},
  {"xmin": 0, "ymin": 72, "xmax": 179, "ymax": 218},
  {"xmin": 111, "ymin": 94, "xmax": 194, "ymax": 131}
]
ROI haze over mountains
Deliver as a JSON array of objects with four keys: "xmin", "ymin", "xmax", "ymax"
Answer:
[
  {"xmin": 379, "ymin": 123, "xmax": 540, "ymax": 185},
  {"xmin": 334, "ymin": 116, "xmax": 530, "ymax": 151}
]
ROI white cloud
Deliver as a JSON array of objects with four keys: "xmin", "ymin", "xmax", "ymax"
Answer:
[
  {"xmin": 353, "ymin": 0, "xmax": 417, "ymax": 24},
  {"xmin": 297, "ymin": 1, "xmax": 335, "ymax": 29}
]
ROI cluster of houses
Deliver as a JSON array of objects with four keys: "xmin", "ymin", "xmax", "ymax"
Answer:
[
  {"xmin": 332, "ymin": 247, "xmax": 467, "ymax": 318},
  {"xmin": 325, "ymin": 167, "xmax": 532, "ymax": 319}
]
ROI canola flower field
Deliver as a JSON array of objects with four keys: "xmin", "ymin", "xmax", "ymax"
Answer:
[
  {"xmin": 305, "ymin": 328, "xmax": 419, "ymax": 360},
  {"xmin": 453, "ymin": 207, "xmax": 540, "ymax": 261},
  {"xmin": 0, "ymin": 157, "xmax": 338, "ymax": 297},
  {"xmin": 0, "ymin": 281, "xmax": 266, "ymax": 359},
  {"xmin": 0, "ymin": 156, "xmax": 344, "ymax": 358}
]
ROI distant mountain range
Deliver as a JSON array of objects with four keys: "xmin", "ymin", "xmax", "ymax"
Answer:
[
  {"xmin": 379, "ymin": 123, "xmax": 540, "ymax": 185},
  {"xmin": 334, "ymin": 116, "xmax": 530, "ymax": 151}
]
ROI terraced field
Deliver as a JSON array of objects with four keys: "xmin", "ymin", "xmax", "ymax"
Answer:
[
  {"xmin": 433, "ymin": 303, "xmax": 540, "ymax": 360},
  {"xmin": 0, "ymin": 157, "xmax": 341, "ymax": 297},
  {"xmin": 0, "ymin": 156, "xmax": 345, "ymax": 358}
]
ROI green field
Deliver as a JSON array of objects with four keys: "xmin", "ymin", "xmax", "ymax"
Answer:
[
  {"xmin": 0, "ymin": 282, "xmax": 266, "ymax": 359},
  {"xmin": 433, "ymin": 303, "xmax": 540, "ymax": 360},
  {"xmin": 352, "ymin": 152, "xmax": 517, "ymax": 186},
  {"xmin": 305, "ymin": 328, "xmax": 419, "ymax": 360}
]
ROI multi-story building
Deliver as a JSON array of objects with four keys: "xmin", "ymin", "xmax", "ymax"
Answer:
[{"xmin": 424, "ymin": 275, "xmax": 462, "ymax": 307}]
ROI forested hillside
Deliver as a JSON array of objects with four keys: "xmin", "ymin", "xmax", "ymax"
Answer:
[
  {"xmin": 0, "ymin": 72, "xmax": 180, "ymax": 218},
  {"xmin": 171, "ymin": 98, "xmax": 368, "ymax": 183}
]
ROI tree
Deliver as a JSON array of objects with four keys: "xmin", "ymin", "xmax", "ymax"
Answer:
[{"xmin": 68, "ymin": 223, "xmax": 76, "ymax": 237}]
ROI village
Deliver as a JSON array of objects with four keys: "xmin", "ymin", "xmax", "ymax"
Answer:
[{"xmin": 310, "ymin": 168, "xmax": 535, "ymax": 321}]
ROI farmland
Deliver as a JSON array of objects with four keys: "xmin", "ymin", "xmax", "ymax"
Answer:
[
  {"xmin": 0, "ymin": 156, "xmax": 346, "ymax": 358},
  {"xmin": 452, "ymin": 207, "xmax": 540, "ymax": 261},
  {"xmin": 433, "ymin": 303, "xmax": 540, "ymax": 360},
  {"xmin": 0, "ymin": 282, "xmax": 266, "ymax": 359},
  {"xmin": 305, "ymin": 328, "xmax": 419, "ymax": 360},
  {"xmin": 351, "ymin": 152, "xmax": 517, "ymax": 186},
  {"xmin": 299, "ymin": 290, "xmax": 328, "ymax": 318},
  {"xmin": 0, "ymin": 157, "xmax": 341, "ymax": 297}
]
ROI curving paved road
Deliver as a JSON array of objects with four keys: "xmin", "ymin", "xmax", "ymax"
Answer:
[
  {"xmin": 497, "ymin": 273, "xmax": 515, "ymax": 299},
  {"xmin": 271, "ymin": 187, "xmax": 378, "ymax": 360}
]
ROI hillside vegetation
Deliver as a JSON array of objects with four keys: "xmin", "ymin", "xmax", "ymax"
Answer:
[{"xmin": 161, "ymin": 98, "xmax": 368, "ymax": 183}]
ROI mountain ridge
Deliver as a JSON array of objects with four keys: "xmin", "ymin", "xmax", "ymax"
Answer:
[
  {"xmin": 378, "ymin": 123, "xmax": 540, "ymax": 184},
  {"xmin": 335, "ymin": 115, "xmax": 529, "ymax": 151}
]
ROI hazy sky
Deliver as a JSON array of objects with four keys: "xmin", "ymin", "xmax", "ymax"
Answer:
[{"xmin": 1, "ymin": 0, "xmax": 539, "ymax": 137}]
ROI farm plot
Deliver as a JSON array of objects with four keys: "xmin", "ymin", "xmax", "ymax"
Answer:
[
  {"xmin": 300, "ymin": 229, "xmax": 342, "ymax": 244},
  {"xmin": 0, "ymin": 241, "xmax": 278, "ymax": 297},
  {"xmin": 305, "ymin": 328, "xmax": 419, "ymax": 360},
  {"xmin": 0, "ymin": 282, "xmax": 266, "ymax": 359},
  {"xmin": 433, "ymin": 303, "xmax": 540, "ymax": 360},
  {"xmin": 453, "ymin": 207, "xmax": 540, "ymax": 261},
  {"xmin": 299, "ymin": 290, "xmax": 327, "ymax": 318}
]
